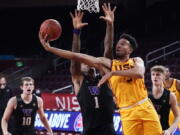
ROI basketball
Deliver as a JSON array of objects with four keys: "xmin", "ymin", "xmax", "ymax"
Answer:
[{"xmin": 39, "ymin": 19, "xmax": 62, "ymax": 41}]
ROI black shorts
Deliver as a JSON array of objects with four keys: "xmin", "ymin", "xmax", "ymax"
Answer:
[{"xmin": 83, "ymin": 124, "xmax": 116, "ymax": 135}]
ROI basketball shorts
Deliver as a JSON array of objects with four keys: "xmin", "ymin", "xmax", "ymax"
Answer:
[{"xmin": 120, "ymin": 100, "xmax": 162, "ymax": 135}]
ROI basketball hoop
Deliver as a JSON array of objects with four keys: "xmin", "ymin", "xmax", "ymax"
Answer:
[{"xmin": 77, "ymin": 0, "xmax": 100, "ymax": 13}]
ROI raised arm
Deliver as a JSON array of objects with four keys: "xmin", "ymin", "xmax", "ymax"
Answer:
[
  {"xmin": 164, "ymin": 92, "xmax": 180, "ymax": 135},
  {"xmin": 39, "ymin": 34, "xmax": 111, "ymax": 73},
  {"xmin": 37, "ymin": 97, "xmax": 53, "ymax": 135},
  {"xmin": 1, "ymin": 97, "xmax": 16, "ymax": 135},
  {"xmin": 100, "ymin": 3, "xmax": 116, "ymax": 59},
  {"xmin": 98, "ymin": 57, "xmax": 145, "ymax": 87},
  {"xmin": 69, "ymin": 10, "xmax": 88, "ymax": 94},
  {"xmin": 70, "ymin": 10, "xmax": 88, "ymax": 76}
]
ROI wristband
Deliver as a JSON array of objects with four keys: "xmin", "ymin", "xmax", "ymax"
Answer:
[{"xmin": 73, "ymin": 29, "xmax": 81, "ymax": 35}]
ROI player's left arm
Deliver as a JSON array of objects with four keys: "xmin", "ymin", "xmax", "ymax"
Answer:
[
  {"xmin": 100, "ymin": 3, "xmax": 116, "ymax": 59},
  {"xmin": 70, "ymin": 10, "xmax": 88, "ymax": 76},
  {"xmin": 165, "ymin": 92, "xmax": 180, "ymax": 134},
  {"xmin": 37, "ymin": 97, "xmax": 53, "ymax": 135}
]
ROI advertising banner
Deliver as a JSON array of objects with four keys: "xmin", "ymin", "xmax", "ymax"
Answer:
[
  {"xmin": 35, "ymin": 111, "xmax": 122, "ymax": 135},
  {"xmin": 41, "ymin": 93, "xmax": 80, "ymax": 111},
  {"xmin": 39, "ymin": 94, "xmax": 180, "ymax": 135}
]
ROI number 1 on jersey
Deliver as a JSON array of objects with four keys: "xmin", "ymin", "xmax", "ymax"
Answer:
[{"xmin": 94, "ymin": 96, "xmax": 100, "ymax": 108}]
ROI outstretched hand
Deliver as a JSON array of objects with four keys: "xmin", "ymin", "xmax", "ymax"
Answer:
[
  {"xmin": 39, "ymin": 32, "xmax": 51, "ymax": 51},
  {"xmin": 70, "ymin": 10, "xmax": 88, "ymax": 30},
  {"xmin": 97, "ymin": 72, "xmax": 112, "ymax": 87},
  {"xmin": 100, "ymin": 3, "xmax": 116, "ymax": 24}
]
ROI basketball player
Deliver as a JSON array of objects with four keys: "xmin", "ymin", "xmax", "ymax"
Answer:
[
  {"xmin": 1, "ymin": 77, "xmax": 53, "ymax": 135},
  {"xmin": 70, "ymin": 4, "xmax": 116, "ymax": 135},
  {"xmin": 149, "ymin": 65, "xmax": 180, "ymax": 135},
  {"xmin": 39, "ymin": 11, "xmax": 162, "ymax": 135},
  {"xmin": 163, "ymin": 66, "xmax": 180, "ymax": 129}
]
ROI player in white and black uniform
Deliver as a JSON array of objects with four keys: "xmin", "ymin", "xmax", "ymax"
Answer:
[
  {"xmin": 149, "ymin": 65, "xmax": 180, "ymax": 135},
  {"xmin": 12, "ymin": 94, "xmax": 38, "ymax": 135},
  {"xmin": 1, "ymin": 77, "xmax": 53, "ymax": 135}
]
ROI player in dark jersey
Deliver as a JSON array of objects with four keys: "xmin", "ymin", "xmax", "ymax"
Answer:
[
  {"xmin": 77, "ymin": 72, "xmax": 115, "ymax": 135},
  {"xmin": 69, "ymin": 4, "xmax": 116, "ymax": 135},
  {"xmin": 149, "ymin": 65, "xmax": 180, "ymax": 135},
  {"xmin": 1, "ymin": 77, "xmax": 53, "ymax": 135}
]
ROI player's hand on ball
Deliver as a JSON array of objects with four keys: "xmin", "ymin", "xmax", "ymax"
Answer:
[
  {"xmin": 39, "ymin": 19, "xmax": 62, "ymax": 41},
  {"xmin": 39, "ymin": 32, "xmax": 51, "ymax": 51}
]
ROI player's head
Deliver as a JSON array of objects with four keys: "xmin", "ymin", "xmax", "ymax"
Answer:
[
  {"xmin": 20, "ymin": 77, "xmax": 35, "ymax": 95},
  {"xmin": 164, "ymin": 66, "xmax": 171, "ymax": 80},
  {"xmin": 151, "ymin": 65, "xmax": 166, "ymax": 86},
  {"xmin": 116, "ymin": 33, "xmax": 138, "ymax": 59},
  {"xmin": 81, "ymin": 63, "xmax": 96, "ymax": 77},
  {"xmin": 0, "ymin": 76, "xmax": 7, "ymax": 90}
]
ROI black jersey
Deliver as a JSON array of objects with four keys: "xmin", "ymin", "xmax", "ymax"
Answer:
[
  {"xmin": 149, "ymin": 89, "xmax": 171, "ymax": 130},
  {"xmin": 12, "ymin": 95, "xmax": 38, "ymax": 135},
  {"xmin": 77, "ymin": 75, "xmax": 116, "ymax": 135}
]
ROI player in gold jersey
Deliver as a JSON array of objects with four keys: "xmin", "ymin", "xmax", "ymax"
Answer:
[
  {"xmin": 39, "ymin": 29, "xmax": 162, "ymax": 134},
  {"xmin": 163, "ymin": 67, "xmax": 180, "ymax": 130},
  {"xmin": 97, "ymin": 34, "xmax": 162, "ymax": 135}
]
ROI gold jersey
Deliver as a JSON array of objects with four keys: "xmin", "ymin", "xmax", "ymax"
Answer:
[
  {"xmin": 168, "ymin": 79, "xmax": 180, "ymax": 103},
  {"xmin": 108, "ymin": 58, "xmax": 148, "ymax": 108}
]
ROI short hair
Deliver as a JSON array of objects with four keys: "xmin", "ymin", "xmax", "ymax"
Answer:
[
  {"xmin": 119, "ymin": 33, "xmax": 138, "ymax": 50},
  {"xmin": 20, "ymin": 77, "xmax": 34, "ymax": 86},
  {"xmin": 0, "ymin": 75, "xmax": 6, "ymax": 80},
  {"xmin": 150, "ymin": 65, "xmax": 166, "ymax": 75}
]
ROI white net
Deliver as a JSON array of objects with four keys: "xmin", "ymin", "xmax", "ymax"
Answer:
[{"xmin": 77, "ymin": 0, "xmax": 100, "ymax": 13}]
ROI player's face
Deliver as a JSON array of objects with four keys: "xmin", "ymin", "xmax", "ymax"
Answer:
[
  {"xmin": 115, "ymin": 38, "xmax": 132, "ymax": 58},
  {"xmin": 151, "ymin": 71, "xmax": 165, "ymax": 86},
  {"xmin": 81, "ymin": 63, "xmax": 90, "ymax": 75},
  {"xmin": 165, "ymin": 68, "xmax": 170, "ymax": 80},
  {"xmin": 21, "ymin": 80, "xmax": 34, "ymax": 95},
  {"xmin": 81, "ymin": 63, "xmax": 95, "ymax": 77},
  {"xmin": 0, "ymin": 77, "xmax": 6, "ymax": 89}
]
